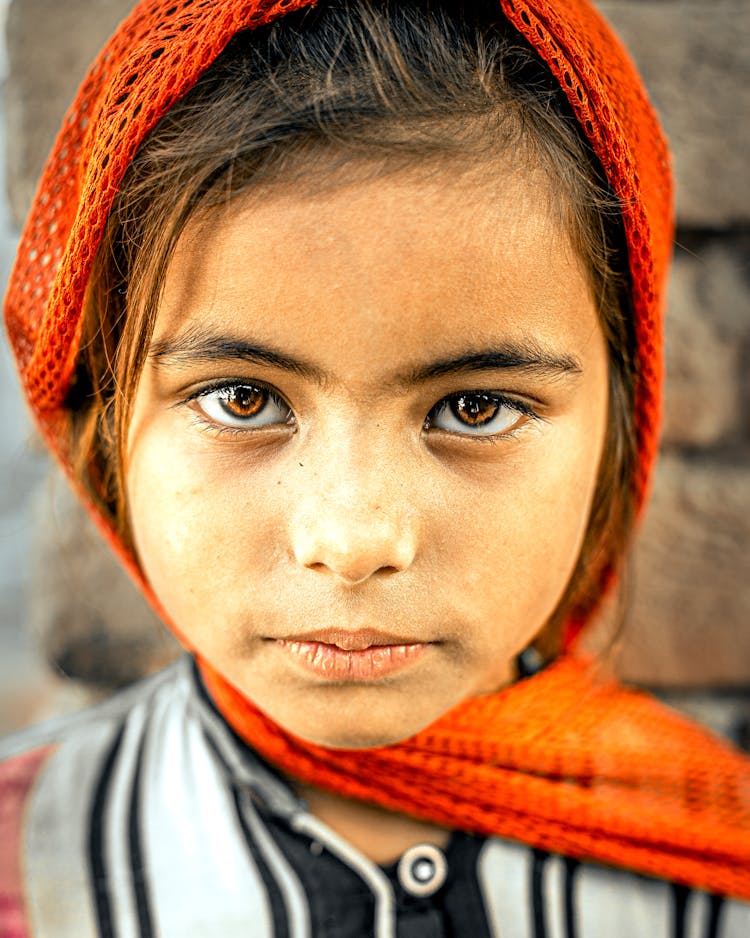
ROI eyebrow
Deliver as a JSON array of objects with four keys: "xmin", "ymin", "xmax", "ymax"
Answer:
[
  {"xmin": 149, "ymin": 328, "xmax": 327, "ymax": 383},
  {"xmin": 401, "ymin": 347, "xmax": 582, "ymax": 386},
  {"xmin": 149, "ymin": 327, "xmax": 582, "ymax": 386}
]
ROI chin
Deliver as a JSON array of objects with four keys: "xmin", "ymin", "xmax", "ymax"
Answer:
[
  {"xmin": 286, "ymin": 710, "xmax": 428, "ymax": 751},
  {"xmin": 251, "ymin": 675, "xmax": 460, "ymax": 750},
  {"xmin": 304, "ymin": 728, "xmax": 416, "ymax": 750}
]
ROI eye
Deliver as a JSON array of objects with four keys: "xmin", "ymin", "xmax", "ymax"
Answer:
[
  {"xmin": 425, "ymin": 392, "xmax": 533, "ymax": 437},
  {"xmin": 193, "ymin": 383, "xmax": 293, "ymax": 430}
]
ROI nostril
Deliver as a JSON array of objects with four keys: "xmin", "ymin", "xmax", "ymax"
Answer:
[
  {"xmin": 290, "ymin": 505, "xmax": 417, "ymax": 584},
  {"xmin": 302, "ymin": 559, "xmax": 402, "ymax": 586}
]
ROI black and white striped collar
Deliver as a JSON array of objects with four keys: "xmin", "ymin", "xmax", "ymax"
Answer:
[{"xmin": 186, "ymin": 656, "xmax": 306, "ymax": 820}]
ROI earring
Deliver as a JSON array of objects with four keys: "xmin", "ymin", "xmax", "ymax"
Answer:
[{"xmin": 515, "ymin": 645, "xmax": 547, "ymax": 680}]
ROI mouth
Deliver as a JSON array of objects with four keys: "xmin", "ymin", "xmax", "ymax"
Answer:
[
  {"xmin": 270, "ymin": 628, "xmax": 433, "ymax": 681},
  {"xmin": 274, "ymin": 627, "xmax": 426, "ymax": 651}
]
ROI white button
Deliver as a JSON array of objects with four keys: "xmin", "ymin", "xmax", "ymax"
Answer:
[{"xmin": 397, "ymin": 843, "xmax": 448, "ymax": 898}]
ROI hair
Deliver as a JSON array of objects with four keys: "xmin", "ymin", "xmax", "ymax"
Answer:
[{"xmin": 68, "ymin": 0, "xmax": 637, "ymax": 658}]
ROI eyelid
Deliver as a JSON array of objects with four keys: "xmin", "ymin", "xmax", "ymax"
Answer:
[
  {"xmin": 180, "ymin": 377, "xmax": 282, "ymax": 403},
  {"xmin": 182, "ymin": 379, "xmax": 294, "ymax": 432},
  {"xmin": 176, "ymin": 381, "xmax": 540, "ymax": 440},
  {"xmin": 425, "ymin": 391, "xmax": 541, "ymax": 438}
]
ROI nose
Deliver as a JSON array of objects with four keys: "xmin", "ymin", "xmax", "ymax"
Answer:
[{"xmin": 289, "ymin": 470, "xmax": 417, "ymax": 586}]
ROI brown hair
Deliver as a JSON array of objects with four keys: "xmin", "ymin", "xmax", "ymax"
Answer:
[{"xmin": 69, "ymin": 0, "xmax": 636, "ymax": 656}]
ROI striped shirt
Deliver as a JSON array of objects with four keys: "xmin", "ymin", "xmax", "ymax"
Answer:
[{"xmin": 1, "ymin": 656, "xmax": 747, "ymax": 938}]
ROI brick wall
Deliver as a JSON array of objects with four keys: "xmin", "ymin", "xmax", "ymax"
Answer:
[
  {"xmin": 4, "ymin": 0, "xmax": 749, "ymax": 700},
  {"xmin": 596, "ymin": 3, "xmax": 750, "ymax": 686}
]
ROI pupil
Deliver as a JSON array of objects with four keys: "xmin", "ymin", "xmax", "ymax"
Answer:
[
  {"xmin": 452, "ymin": 393, "xmax": 498, "ymax": 426},
  {"xmin": 221, "ymin": 386, "xmax": 265, "ymax": 418}
]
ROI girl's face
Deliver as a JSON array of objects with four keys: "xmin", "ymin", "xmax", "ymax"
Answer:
[{"xmin": 126, "ymin": 162, "xmax": 609, "ymax": 748}]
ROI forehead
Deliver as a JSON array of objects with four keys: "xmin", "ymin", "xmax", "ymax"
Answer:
[{"xmin": 154, "ymin": 162, "xmax": 598, "ymax": 377}]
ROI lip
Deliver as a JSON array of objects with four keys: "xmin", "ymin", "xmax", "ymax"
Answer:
[
  {"xmin": 275, "ymin": 628, "xmax": 424, "ymax": 651},
  {"xmin": 271, "ymin": 629, "xmax": 432, "ymax": 681}
]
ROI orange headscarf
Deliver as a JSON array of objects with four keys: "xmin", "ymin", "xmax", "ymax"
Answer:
[{"xmin": 4, "ymin": 0, "xmax": 749, "ymax": 900}]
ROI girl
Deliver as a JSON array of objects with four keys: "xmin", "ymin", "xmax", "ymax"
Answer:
[{"xmin": 1, "ymin": 1, "xmax": 749, "ymax": 935}]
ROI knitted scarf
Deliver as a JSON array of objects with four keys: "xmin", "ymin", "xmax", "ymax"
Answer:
[{"xmin": 4, "ymin": 0, "xmax": 749, "ymax": 901}]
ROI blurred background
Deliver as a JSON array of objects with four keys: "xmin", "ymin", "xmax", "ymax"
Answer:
[{"xmin": 0, "ymin": 0, "xmax": 748, "ymax": 743}]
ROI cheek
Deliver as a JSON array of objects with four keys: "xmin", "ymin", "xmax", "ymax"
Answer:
[
  {"xmin": 437, "ymin": 418, "xmax": 605, "ymax": 639},
  {"xmin": 127, "ymin": 451, "xmax": 201, "ymax": 591},
  {"xmin": 125, "ymin": 431, "xmax": 279, "ymax": 633}
]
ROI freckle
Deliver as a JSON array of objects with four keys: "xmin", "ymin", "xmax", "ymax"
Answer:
[{"xmin": 298, "ymin": 462, "xmax": 304, "ymax": 468}]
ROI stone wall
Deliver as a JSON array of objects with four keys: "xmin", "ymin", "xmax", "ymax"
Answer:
[
  {"xmin": 595, "ymin": 2, "xmax": 750, "ymax": 687},
  {"xmin": 3, "ymin": 1, "xmax": 749, "ymax": 707}
]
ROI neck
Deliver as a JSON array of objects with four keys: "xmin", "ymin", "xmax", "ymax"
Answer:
[{"xmin": 294, "ymin": 780, "xmax": 452, "ymax": 865}]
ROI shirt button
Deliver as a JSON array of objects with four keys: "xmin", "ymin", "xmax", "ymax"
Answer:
[{"xmin": 396, "ymin": 843, "xmax": 448, "ymax": 898}]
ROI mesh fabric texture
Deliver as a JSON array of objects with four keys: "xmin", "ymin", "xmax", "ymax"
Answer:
[{"xmin": 4, "ymin": 0, "xmax": 749, "ymax": 901}]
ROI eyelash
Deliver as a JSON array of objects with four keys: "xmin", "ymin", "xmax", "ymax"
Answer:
[
  {"xmin": 181, "ymin": 381, "xmax": 540, "ymax": 440},
  {"xmin": 183, "ymin": 381, "xmax": 293, "ymax": 437},
  {"xmin": 423, "ymin": 392, "xmax": 539, "ymax": 440}
]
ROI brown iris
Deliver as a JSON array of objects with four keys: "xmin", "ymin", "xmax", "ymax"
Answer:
[
  {"xmin": 451, "ymin": 393, "xmax": 499, "ymax": 426},
  {"xmin": 218, "ymin": 385, "xmax": 267, "ymax": 419}
]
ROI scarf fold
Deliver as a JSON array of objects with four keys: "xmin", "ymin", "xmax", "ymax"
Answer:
[
  {"xmin": 200, "ymin": 653, "xmax": 750, "ymax": 900},
  {"xmin": 5, "ymin": 0, "xmax": 749, "ymax": 906}
]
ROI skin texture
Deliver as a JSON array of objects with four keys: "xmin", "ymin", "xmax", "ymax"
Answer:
[{"xmin": 126, "ymin": 163, "xmax": 609, "ymax": 765}]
